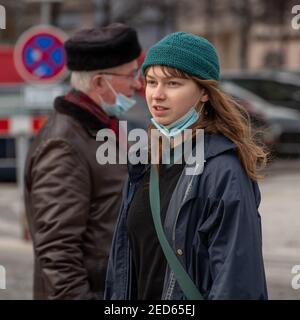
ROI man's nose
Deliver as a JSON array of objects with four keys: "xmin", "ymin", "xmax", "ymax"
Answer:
[{"xmin": 133, "ymin": 77, "xmax": 142, "ymax": 90}]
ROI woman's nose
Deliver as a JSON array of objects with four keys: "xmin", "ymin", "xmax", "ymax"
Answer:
[{"xmin": 152, "ymin": 84, "xmax": 166, "ymax": 100}]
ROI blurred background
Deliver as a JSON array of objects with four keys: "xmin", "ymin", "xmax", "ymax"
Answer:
[{"xmin": 0, "ymin": 0, "xmax": 300, "ymax": 299}]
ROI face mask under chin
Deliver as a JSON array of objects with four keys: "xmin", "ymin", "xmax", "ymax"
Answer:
[{"xmin": 150, "ymin": 98, "xmax": 204, "ymax": 138}]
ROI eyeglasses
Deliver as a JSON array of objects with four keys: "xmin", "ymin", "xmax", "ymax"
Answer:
[{"xmin": 98, "ymin": 69, "xmax": 141, "ymax": 81}]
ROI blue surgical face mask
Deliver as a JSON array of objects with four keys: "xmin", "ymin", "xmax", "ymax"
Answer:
[
  {"xmin": 99, "ymin": 78, "xmax": 136, "ymax": 117},
  {"xmin": 151, "ymin": 100, "xmax": 203, "ymax": 138}
]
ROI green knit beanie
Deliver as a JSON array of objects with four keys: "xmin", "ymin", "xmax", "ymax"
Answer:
[{"xmin": 142, "ymin": 32, "xmax": 220, "ymax": 81}]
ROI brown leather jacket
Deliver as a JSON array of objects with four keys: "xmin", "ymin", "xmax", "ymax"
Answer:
[{"xmin": 24, "ymin": 96, "xmax": 127, "ymax": 299}]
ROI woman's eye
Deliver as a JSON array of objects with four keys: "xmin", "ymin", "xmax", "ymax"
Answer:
[
  {"xmin": 168, "ymin": 81, "xmax": 180, "ymax": 86},
  {"xmin": 146, "ymin": 80, "xmax": 157, "ymax": 86}
]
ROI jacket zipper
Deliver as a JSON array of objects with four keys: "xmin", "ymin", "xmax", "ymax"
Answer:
[
  {"xmin": 163, "ymin": 163, "xmax": 200, "ymax": 299},
  {"xmin": 124, "ymin": 182, "xmax": 133, "ymax": 299}
]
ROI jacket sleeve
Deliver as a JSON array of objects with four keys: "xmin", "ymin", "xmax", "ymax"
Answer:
[
  {"xmin": 203, "ymin": 155, "xmax": 268, "ymax": 300},
  {"xmin": 104, "ymin": 177, "xmax": 130, "ymax": 300},
  {"xmin": 29, "ymin": 139, "xmax": 98, "ymax": 299}
]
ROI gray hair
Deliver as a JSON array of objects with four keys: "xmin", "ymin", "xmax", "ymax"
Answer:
[
  {"xmin": 70, "ymin": 70, "xmax": 99, "ymax": 93},
  {"xmin": 70, "ymin": 66, "xmax": 117, "ymax": 93}
]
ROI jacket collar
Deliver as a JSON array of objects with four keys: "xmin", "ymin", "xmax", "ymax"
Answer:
[
  {"xmin": 204, "ymin": 133, "xmax": 237, "ymax": 160},
  {"xmin": 54, "ymin": 96, "xmax": 108, "ymax": 136},
  {"xmin": 127, "ymin": 133, "xmax": 237, "ymax": 183}
]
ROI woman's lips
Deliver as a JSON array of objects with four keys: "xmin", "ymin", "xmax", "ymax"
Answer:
[{"xmin": 152, "ymin": 105, "xmax": 169, "ymax": 116}]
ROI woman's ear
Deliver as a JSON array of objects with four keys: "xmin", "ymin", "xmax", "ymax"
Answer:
[{"xmin": 200, "ymin": 89, "xmax": 209, "ymax": 102}]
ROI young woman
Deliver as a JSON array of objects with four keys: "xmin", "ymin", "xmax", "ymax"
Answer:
[{"xmin": 105, "ymin": 32, "xmax": 268, "ymax": 300}]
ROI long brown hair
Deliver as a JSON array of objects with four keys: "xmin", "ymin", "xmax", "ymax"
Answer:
[{"xmin": 145, "ymin": 66, "xmax": 268, "ymax": 181}]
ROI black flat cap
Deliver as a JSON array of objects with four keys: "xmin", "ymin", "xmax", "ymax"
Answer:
[{"xmin": 64, "ymin": 23, "xmax": 141, "ymax": 71}]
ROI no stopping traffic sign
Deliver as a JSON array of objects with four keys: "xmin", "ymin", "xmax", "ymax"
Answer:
[{"xmin": 14, "ymin": 25, "xmax": 68, "ymax": 83}]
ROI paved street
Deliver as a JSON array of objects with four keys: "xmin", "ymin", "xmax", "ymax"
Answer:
[
  {"xmin": 0, "ymin": 158, "xmax": 299, "ymax": 300},
  {"xmin": 259, "ymin": 159, "xmax": 300, "ymax": 299}
]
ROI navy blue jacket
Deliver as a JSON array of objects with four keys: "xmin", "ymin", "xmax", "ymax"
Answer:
[{"xmin": 105, "ymin": 134, "xmax": 268, "ymax": 300}]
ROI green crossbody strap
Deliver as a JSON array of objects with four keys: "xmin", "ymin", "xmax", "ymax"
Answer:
[{"xmin": 149, "ymin": 165, "xmax": 204, "ymax": 300}]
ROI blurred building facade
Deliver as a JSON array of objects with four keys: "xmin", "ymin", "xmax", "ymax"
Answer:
[
  {"xmin": 1, "ymin": 0, "xmax": 300, "ymax": 72},
  {"xmin": 0, "ymin": 0, "xmax": 175, "ymax": 49},
  {"xmin": 177, "ymin": 0, "xmax": 300, "ymax": 71}
]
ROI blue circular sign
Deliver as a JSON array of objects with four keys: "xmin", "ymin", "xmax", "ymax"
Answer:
[{"xmin": 14, "ymin": 25, "xmax": 68, "ymax": 83}]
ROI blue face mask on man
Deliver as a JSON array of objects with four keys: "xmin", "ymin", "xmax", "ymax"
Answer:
[
  {"xmin": 150, "ymin": 98, "xmax": 204, "ymax": 138},
  {"xmin": 99, "ymin": 78, "xmax": 136, "ymax": 117}
]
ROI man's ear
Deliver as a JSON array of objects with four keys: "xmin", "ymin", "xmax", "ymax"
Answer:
[{"xmin": 91, "ymin": 74, "xmax": 105, "ymax": 93}]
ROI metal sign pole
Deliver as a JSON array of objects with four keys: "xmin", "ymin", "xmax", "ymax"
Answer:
[
  {"xmin": 24, "ymin": 0, "xmax": 63, "ymax": 25},
  {"xmin": 15, "ymin": 134, "xmax": 30, "ymax": 197},
  {"xmin": 41, "ymin": 1, "xmax": 51, "ymax": 25},
  {"xmin": 13, "ymin": 19, "xmax": 67, "ymax": 240},
  {"xmin": 15, "ymin": 133, "xmax": 30, "ymax": 240}
]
